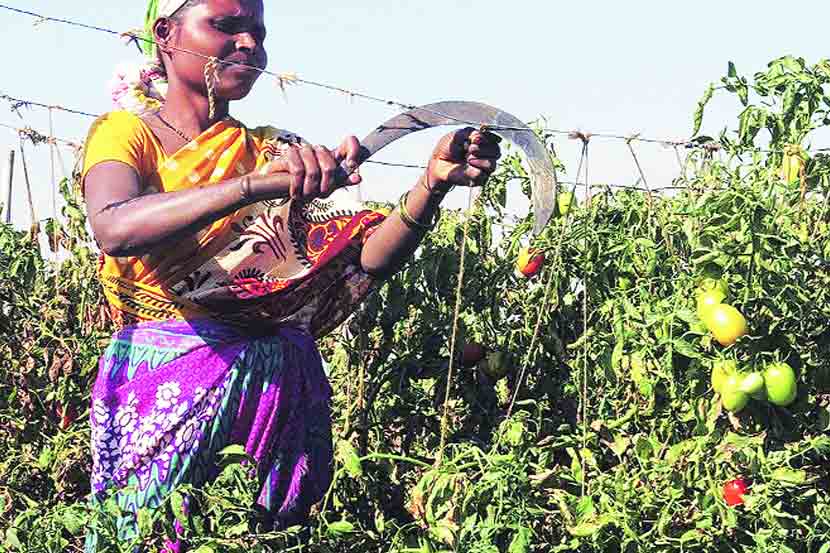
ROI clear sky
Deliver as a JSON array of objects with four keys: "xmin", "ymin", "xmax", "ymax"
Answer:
[{"xmin": 2, "ymin": 1, "xmax": 829, "ymax": 229}]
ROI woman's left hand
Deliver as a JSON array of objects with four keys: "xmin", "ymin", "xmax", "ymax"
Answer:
[{"xmin": 425, "ymin": 127, "xmax": 502, "ymax": 194}]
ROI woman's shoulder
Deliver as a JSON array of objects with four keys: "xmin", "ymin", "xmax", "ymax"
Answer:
[
  {"xmin": 83, "ymin": 110, "xmax": 159, "ymax": 178},
  {"xmin": 86, "ymin": 110, "xmax": 151, "ymax": 142}
]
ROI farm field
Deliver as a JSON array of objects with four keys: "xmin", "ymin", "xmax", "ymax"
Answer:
[{"xmin": 1, "ymin": 57, "xmax": 829, "ymax": 553}]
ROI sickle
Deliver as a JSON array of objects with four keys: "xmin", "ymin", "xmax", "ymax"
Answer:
[{"xmin": 334, "ymin": 101, "xmax": 557, "ymax": 235}]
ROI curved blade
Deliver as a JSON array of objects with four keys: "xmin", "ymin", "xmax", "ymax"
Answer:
[{"xmin": 338, "ymin": 101, "xmax": 557, "ymax": 234}]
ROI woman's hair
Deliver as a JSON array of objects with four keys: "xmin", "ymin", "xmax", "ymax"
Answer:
[
  {"xmin": 109, "ymin": 0, "xmax": 207, "ymax": 115},
  {"xmin": 157, "ymin": 0, "xmax": 206, "ymax": 71}
]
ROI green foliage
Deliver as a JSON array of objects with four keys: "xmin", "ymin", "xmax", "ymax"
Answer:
[{"xmin": 2, "ymin": 58, "xmax": 830, "ymax": 552}]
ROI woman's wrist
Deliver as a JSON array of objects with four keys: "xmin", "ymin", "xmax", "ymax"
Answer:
[
  {"xmin": 421, "ymin": 172, "xmax": 454, "ymax": 198},
  {"xmin": 392, "ymin": 175, "xmax": 444, "ymax": 232}
]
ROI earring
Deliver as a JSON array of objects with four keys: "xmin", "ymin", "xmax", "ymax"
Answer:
[{"xmin": 204, "ymin": 57, "xmax": 219, "ymax": 120}]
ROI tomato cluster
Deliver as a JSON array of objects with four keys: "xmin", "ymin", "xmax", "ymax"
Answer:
[{"xmin": 696, "ymin": 280, "xmax": 798, "ymax": 413}]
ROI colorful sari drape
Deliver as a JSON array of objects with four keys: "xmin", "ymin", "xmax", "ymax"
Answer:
[{"xmin": 82, "ymin": 112, "xmax": 386, "ymax": 550}]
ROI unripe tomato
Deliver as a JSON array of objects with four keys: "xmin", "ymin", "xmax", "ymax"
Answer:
[
  {"xmin": 704, "ymin": 304, "xmax": 748, "ymax": 346},
  {"xmin": 763, "ymin": 362, "xmax": 797, "ymax": 406},
  {"xmin": 516, "ymin": 248, "xmax": 545, "ymax": 278},
  {"xmin": 723, "ymin": 478, "xmax": 748, "ymax": 507},
  {"xmin": 477, "ymin": 351, "xmax": 511, "ymax": 379},
  {"xmin": 711, "ymin": 359, "xmax": 737, "ymax": 394},
  {"xmin": 738, "ymin": 372, "xmax": 765, "ymax": 395},
  {"xmin": 557, "ymin": 191, "xmax": 574, "ymax": 216},
  {"xmin": 696, "ymin": 289, "xmax": 726, "ymax": 321},
  {"xmin": 461, "ymin": 342, "xmax": 486, "ymax": 368},
  {"xmin": 721, "ymin": 374, "xmax": 749, "ymax": 412},
  {"xmin": 781, "ymin": 145, "xmax": 806, "ymax": 185},
  {"xmin": 698, "ymin": 277, "xmax": 729, "ymax": 297},
  {"xmin": 617, "ymin": 274, "xmax": 633, "ymax": 290}
]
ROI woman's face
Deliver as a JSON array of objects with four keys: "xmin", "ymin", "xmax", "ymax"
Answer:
[{"xmin": 159, "ymin": 0, "xmax": 268, "ymax": 101}]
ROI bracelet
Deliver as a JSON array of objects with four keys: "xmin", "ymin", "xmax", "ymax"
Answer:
[
  {"xmin": 239, "ymin": 175, "xmax": 252, "ymax": 201},
  {"xmin": 397, "ymin": 191, "xmax": 440, "ymax": 231}
]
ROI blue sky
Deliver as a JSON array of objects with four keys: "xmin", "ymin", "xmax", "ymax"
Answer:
[{"xmin": 2, "ymin": 1, "xmax": 829, "ymax": 228}]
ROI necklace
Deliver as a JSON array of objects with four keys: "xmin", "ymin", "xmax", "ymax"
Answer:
[{"xmin": 155, "ymin": 112, "xmax": 193, "ymax": 143}]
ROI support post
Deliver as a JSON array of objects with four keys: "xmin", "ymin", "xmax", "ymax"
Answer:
[{"xmin": 4, "ymin": 149, "xmax": 14, "ymax": 225}]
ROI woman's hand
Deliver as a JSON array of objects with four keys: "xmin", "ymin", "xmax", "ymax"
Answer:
[
  {"xmin": 425, "ymin": 128, "xmax": 502, "ymax": 194},
  {"xmin": 253, "ymin": 136, "xmax": 364, "ymax": 200}
]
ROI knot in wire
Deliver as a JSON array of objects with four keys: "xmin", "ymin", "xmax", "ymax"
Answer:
[
  {"xmin": 18, "ymin": 126, "xmax": 48, "ymax": 146},
  {"xmin": 121, "ymin": 28, "xmax": 145, "ymax": 53},
  {"xmin": 625, "ymin": 133, "xmax": 641, "ymax": 145},
  {"xmin": 276, "ymin": 72, "xmax": 299, "ymax": 99},
  {"xmin": 569, "ymin": 130, "xmax": 592, "ymax": 144}
]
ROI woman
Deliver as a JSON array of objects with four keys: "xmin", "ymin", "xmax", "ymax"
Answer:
[{"xmin": 82, "ymin": 0, "xmax": 501, "ymax": 549}]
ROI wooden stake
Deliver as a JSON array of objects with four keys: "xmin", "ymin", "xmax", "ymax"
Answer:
[
  {"xmin": 18, "ymin": 141, "xmax": 37, "ymax": 230},
  {"xmin": 3, "ymin": 150, "xmax": 14, "ymax": 225}
]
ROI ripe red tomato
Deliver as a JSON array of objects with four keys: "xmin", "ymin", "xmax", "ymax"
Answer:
[
  {"xmin": 723, "ymin": 478, "xmax": 748, "ymax": 506},
  {"xmin": 515, "ymin": 248, "xmax": 545, "ymax": 278}
]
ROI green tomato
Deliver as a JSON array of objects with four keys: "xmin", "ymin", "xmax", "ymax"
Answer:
[
  {"xmin": 557, "ymin": 191, "xmax": 574, "ymax": 216},
  {"xmin": 705, "ymin": 304, "xmax": 748, "ymax": 347},
  {"xmin": 478, "ymin": 351, "xmax": 511, "ymax": 380},
  {"xmin": 697, "ymin": 289, "xmax": 726, "ymax": 322},
  {"xmin": 750, "ymin": 388, "xmax": 768, "ymax": 401},
  {"xmin": 617, "ymin": 275, "xmax": 633, "ymax": 290},
  {"xmin": 763, "ymin": 362, "xmax": 798, "ymax": 406},
  {"xmin": 738, "ymin": 372, "xmax": 765, "ymax": 395},
  {"xmin": 698, "ymin": 277, "xmax": 729, "ymax": 298},
  {"xmin": 721, "ymin": 374, "xmax": 749, "ymax": 413},
  {"xmin": 711, "ymin": 359, "xmax": 737, "ymax": 394}
]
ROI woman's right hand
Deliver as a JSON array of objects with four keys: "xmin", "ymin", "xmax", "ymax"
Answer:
[{"xmin": 253, "ymin": 136, "xmax": 364, "ymax": 201}]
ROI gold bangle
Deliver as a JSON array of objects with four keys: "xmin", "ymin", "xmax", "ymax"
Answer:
[{"xmin": 397, "ymin": 191, "xmax": 439, "ymax": 231}]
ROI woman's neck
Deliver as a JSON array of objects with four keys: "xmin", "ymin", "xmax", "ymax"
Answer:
[{"xmin": 160, "ymin": 82, "xmax": 229, "ymax": 135}]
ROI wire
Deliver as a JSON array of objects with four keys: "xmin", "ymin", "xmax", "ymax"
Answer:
[
  {"xmin": 0, "ymin": 4, "xmax": 487, "ymax": 128},
  {"xmin": 0, "ymin": 122, "xmax": 81, "ymax": 148},
  {"xmin": 0, "ymin": 93, "xmax": 98, "ymax": 119},
  {"xmin": 0, "ymin": 3, "xmax": 791, "ymax": 152}
]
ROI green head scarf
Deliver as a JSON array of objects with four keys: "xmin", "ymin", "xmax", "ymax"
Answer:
[{"xmin": 142, "ymin": 0, "xmax": 190, "ymax": 57}]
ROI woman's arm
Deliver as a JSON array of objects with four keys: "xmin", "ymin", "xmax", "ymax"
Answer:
[
  {"xmin": 84, "ymin": 162, "xmax": 288, "ymax": 257},
  {"xmin": 84, "ymin": 140, "xmax": 363, "ymax": 257},
  {"xmin": 360, "ymin": 128, "xmax": 501, "ymax": 278}
]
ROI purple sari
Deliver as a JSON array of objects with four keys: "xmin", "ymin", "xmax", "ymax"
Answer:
[{"xmin": 85, "ymin": 319, "xmax": 333, "ymax": 550}]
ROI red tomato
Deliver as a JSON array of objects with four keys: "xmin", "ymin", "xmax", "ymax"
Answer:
[
  {"xmin": 723, "ymin": 478, "xmax": 748, "ymax": 506},
  {"xmin": 57, "ymin": 403, "xmax": 77, "ymax": 430},
  {"xmin": 516, "ymin": 248, "xmax": 545, "ymax": 278}
]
